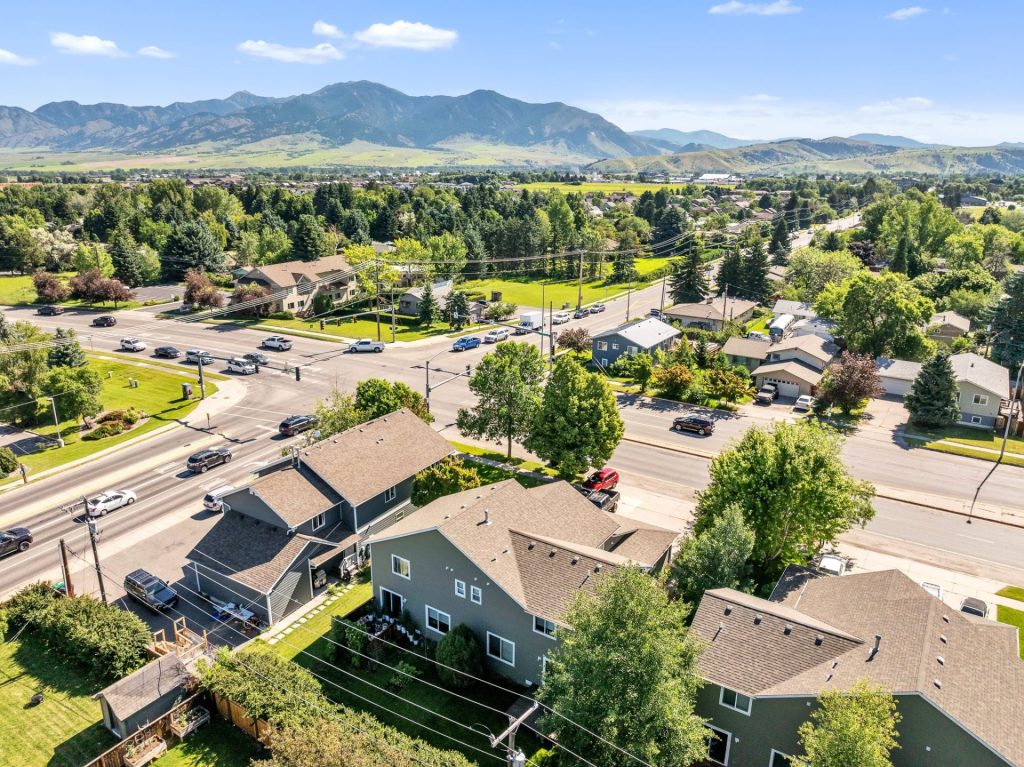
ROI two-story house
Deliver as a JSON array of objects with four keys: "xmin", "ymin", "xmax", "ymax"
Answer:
[
  {"xmin": 365, "ymin": 480, "xmax": 678, "ymax": 687},
  {"xmin": 186, "ymin": 409, "xmax": 454, "ymax": 624},
  {"xmin": 752, "ymin": 335, "xmax": 836, "ymax": 398},
  {"xmin": 592, "ymin": 317, "xmax": 680, "ymax": 368},
  {"xmin": 234, "ymin": 254, "xmax": 357, "ymax": 315}
]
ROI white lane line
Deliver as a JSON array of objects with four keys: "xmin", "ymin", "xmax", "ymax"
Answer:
[
  {"xmin": 957, "ymin": 533, "xmax": 996, "ymax": 544},
  {"xmin": 154, "ymin": 462, "xmax": 179, "ymax": 475}
]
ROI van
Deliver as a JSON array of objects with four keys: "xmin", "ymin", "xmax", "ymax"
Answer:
[
  {"xmin": 226, "ymin": 357, "xmax": 256, "ymax": 375},
  {"xmin": 124, "ymin": 569, "xmax": 179, "ymax": 612},
  {"xmin": 203, "ymin": 485, "xmax": 236, "ymax": 512}
]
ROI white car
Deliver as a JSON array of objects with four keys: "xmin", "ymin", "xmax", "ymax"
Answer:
[
  {"xmin": 348, "ymin": 338, "xmax": 385, "ymax": 353},
  {"xmin": 552, "ymin": 311, "xmax": 571, "ymax": 325},
  {"xmin": 185, "ymin": 349, "xmax": 214, "ymax": 365},
  {"xmin": 262, "ymin": 336, "xmax": 293, "ymax": 351},
  {"xmin": 226, "ymin": 357, "xmax": 256, "ymax": 375},
  {"xmin": 817, "ymin": 553, "xmax": 847, "ymax": 576},
  {"xmin": 120, "ymin": 338, "xmax": 146, "ymax": 352},
  {"xmin": 746, "ymin": 331, "xmax": 769, "ymax": 342},
  {"xmin": 794, "ymin": 395, "xmax": 816, "ymax": 411},
  {"xmin": 86, "ymin": 489, "xmax": 137, "ymax": 517},
  {"xmin": 484, "ymin": 327, "xmax": 510, "ymax": 343}
]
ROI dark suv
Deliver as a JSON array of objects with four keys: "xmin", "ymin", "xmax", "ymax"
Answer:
[
  {"xmin": 279, "ymin": 415, "xmax": 318, "ymax": 437},
  {"xmin": 124, "ymin": 569, "xmax": 179, "ymax": 612},
  {"xmin": 0, "ymin": 528, "xmax": 33, "ymax": 557},
  {"xmin": 37, "ymin": 305, "xmax": 64, "ymax": 315},
  {"xmin": 92, "ymin": 315, "xmax": 117, "ymax": 327},
  {"xmin": 672, "ymin": 415, "xmax": 715, "ymax": 436},
  {"xmin": 186, "ymin": 447, "xmax": 232, "ymax": 473}
]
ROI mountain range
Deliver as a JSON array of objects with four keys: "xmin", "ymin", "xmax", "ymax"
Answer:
[{"xmin": 0, "ymin": 81, "xmax": 1021, "ymax": 174}]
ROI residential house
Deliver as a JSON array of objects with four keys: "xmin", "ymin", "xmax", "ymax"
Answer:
[
  {"xmin": 592, "ymin": 317, "xmax": 680, "ymax": 368},
  {"xmin": 365, "ymin": 480, "xmax": 678, "ymax": 686},
  {"xmin": 664, "ymin": 296, "xmax": 758, "ymax": 332},
  {"xmin": 187, "ymin": 409, "xmax": 455, "ymax": 624},
  {"xmin": 722, "ymin": 337, "xmax": 770, "ymax": 371},
  {"xmin": 751, "ymin": 335, "xmax": 836, "ymax": 398},
  {"xmin": 928, "ymin": 311, "xmax": 971, "ymax": 344},
  {"xmin": 689, "ymin": 569, "xmax": 1024, "ymax": 767},
  {"xmin": 788, "ymin": 317, "xmax": 835, "ymax": 343},
  {"xmin": 959, "ymin": 193, "xmax": 988, "ymax": 207},
  {"xmin": 770, "ymin": 300, "xmax": 818, "ymax": 320},
  {"xmin": 235, "ymin": 254, "xmax": 357, "ymax": 315},
  {"xmin": 877, "ymin": 353, "xmax": 1008, "ymax": 427},
  {"xmin": 399, "ymin": 279, "xmax": 454, "ymax": 316}
]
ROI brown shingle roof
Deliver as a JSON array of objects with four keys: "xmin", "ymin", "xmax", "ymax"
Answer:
[
  {"xmin": 244, "ymin": 254, "xmax": 353, "ymax": 289},
  {"xmin": 299, "ymin": 409, "xmax": 454, "ymax": 507},
  {"xmin": 722, "ymin": 337, "xmax": 771, "ymax": 361},
  {"xmin": 753, "ymin": 360, "xmax": 824, "ymax": 386},
  {"xmin": 665, "ymin": 296, "xmax": 759, "ymax": 322},
  {"xmin": 246, "ymin": 465, "xmax": 338, "ymax": 527}
]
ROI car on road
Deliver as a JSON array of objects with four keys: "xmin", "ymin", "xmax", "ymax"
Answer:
[
  {"xmin": 582, "ymin": 467, "xmax": 619, "ymax": 492},
  {"xmin": 746, "ymin": 331, "xmax": 769, "ymax": 342},
  {"xmin": 484, "ymin": 327, "xmax": 510, "ymax": 343},
  {"xmin": 794, "ymin": 395, "xmax": 815, "ymax": 411},
  {"xmin": 589, "ymin": 303, "xmax": 606, "ymax": 314},
  {"xmin": 187, "ymin": 447, "xmax": 232, "ymax": 473},
  {"xmin": 672, "ymin": 414, "xmax": 715, "ymax": 436},
  {"xmin": 552, "ymin": 311, "xmax": 571, "ymax": 325},
  {"xmin": 262, "ymin": 336, "xmax": 293, "ymax": 351},
  {"xmin": 37, "ymin": 305, "xmax": 64, "ymax": 316},
  {"xmin": 203, "ymin": 485, "xmax": 236, "ymax": 512},
  {"xmin": 452, "ymin": 336, "xmax": 481, "ymax": 352},
  {"xmin": 124, "ymin": 569, "xmax": 178, "ymax": 612},
  {"xmin": 120, "ymin": 337, "xmax": 146, "ymax": 352},
  {"xmin": 185, "ymin": 349, "xmax": 214, "ymax": 365},
  {"xmin": 226, "ymin": 357, "xmax": 256, "ymax": 375},
  {"xmin": 960, "ymin": 597, "xmax": 990, "ymax": 619},
  {"xmin": 243, "ymin": 352, "xmax": 269, "ymax": 366},
  {"xmin": 92, "ymin": 315, "xmax": 116, "ymax": 327},
  {"xmin": 0, "ymin": 528, "xmax": 33, "ymax": 557},
  {"xmin": 348, "ymin": 338, "xmax": 385, "ymax": 353},
  {"xmin": 573, "ymin": 308, "xmax": 590, "ymax": 319},
  {"xmin": 154, "ymin": 346, "xmax": 181, "ymax": 359},
  {"xmin": 755, "ymin": 383, "xmax": 779, "ymax": 404},
  {"xmin": 86, "ymin": 489, "xmax": 137, "ymax": 517},
  {"xmin": 279, "ymin": 414, "xmax": 318, "ymax": 436}
]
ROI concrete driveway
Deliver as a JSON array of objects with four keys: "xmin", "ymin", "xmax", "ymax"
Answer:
[{"xmin": 863, "ymin": 396, "xmax": 909, "ymax": 432}]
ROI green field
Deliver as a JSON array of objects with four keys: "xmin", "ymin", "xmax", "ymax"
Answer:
[
  {"xmin": 461, "ymin": 271, "xmax": 656, "ymax": 310},
  {"xmin": 0, "ymin": 273, "xmax": 144, "ymax": 311},
  {"xmin": 904, "ymin": 424, "xmax": 1024, "ymax": 457}
]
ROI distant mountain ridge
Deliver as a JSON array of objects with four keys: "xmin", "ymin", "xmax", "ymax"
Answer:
[{"xmin": 629, "ymin": 128, "xmax": 761, "ymax": 150}]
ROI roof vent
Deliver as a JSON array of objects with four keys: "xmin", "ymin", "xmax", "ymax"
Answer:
[
  {"xmin": 937, "ymin": 656, "xmax": 945, "ymax": 666},
  {"xmin": 594, "ymin": 564, "xmax": 602, "ymax": 573},
  {"xmin": 825, "ymin": 673, "xmax": 832, "ymax": 681},
  {"xmin": 724, "ymin": 605, "xmax": 732, "ymax": 616},
  {"xmin": 832, "ymin": 660, "xmax": 839, "ymax": 669},
  {"xmin": 942, "ymin": 615, "xmax": 950, "ymax": 623},
  {"xmin": 934, "ymin": 679, "xmax": 942, "ymax": 689},
  {"xmin": 940, "ymin": 634, "xmax": 947, "ymax": 644},
  {"xmin": 784, "ymin": 624, "xmax": 792, "ymax": 635},
  {"xmin": 570, "ymin": 556, "xmax": 579, "ymax": 566},
  {"xmin": 527, "ymin": 542, "xmax": 535, "ymax": 551},
  {"xmin": 815, "ymin": 634, "xmax": 823, "ymax": 646},
  {"xmin": 549, "ymin": 549, "xmax": 557, "ymax": 558},
  {"xmin": 869, "ymin": 634, "xmax": 882, "ymax": 660},
  {"xmin": 754, "ymin": 613, "xmax": 762, "ymax": 625}
]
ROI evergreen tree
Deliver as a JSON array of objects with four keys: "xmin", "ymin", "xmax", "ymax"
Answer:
[
  {"xmin": 668, "ymin": 247, "xmax": 708, "ymax": 304},
  {"xmin": 445, "ymin": 290, "xmax": 471, "ymax": 331},
  {"xmin": 740, "ymin": 238, "xmax": 771, "ymax": 303},
  {"xmin": 988, "ymin": 271, "xmax": 1024, "ymax": 370},
  {"xmin": 108, "ymin": 226, "xmax": 145, "ymax": 287},
  {"xmin": 162, "ymin": 220, "xmax": 224, "ymax": 279},
  {"xmin": 372, "ymin": 205, "xmax": 399, "ymax": 242},
  {"xmin": 821, "ymin": 230, "xmax": 844, "ymax": 252},
  {"xmin": 769, "ymin": 216, "xmax": 790, "ymax": 266},
  {"xmin": 904, "ymin": 349, "xmax": 961, "ymax": 428},
  {"xmin": 654, "ymin": 206, "xmax": 686, "ymax": 250},
  {"xmin": 798, "ymin": 200, "xmax": 813, "ymax": 229},
  {"xmin": 47, "ymin": 327, "xmax": 87, "ymax": 368},
  {"xmin": 291, "ymin": 214, "xmax": 331, "ymax": 262},
  {"xmin": 890, "ymin": 234, "xmax": 909, "ymax": 274},
  {"xmin": 418, "ymin": 282, "xmax": 440, "ymax": 328},
  {"xmin": 611, "ymin": 251, "xmax": 638, "ymax": 283},
  {"xmin": 716, "ymin": 247, "xmax": 743, "ymax": 296}
]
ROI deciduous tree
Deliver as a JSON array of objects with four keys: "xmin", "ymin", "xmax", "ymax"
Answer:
[
  {"xmin": 818, "ymin": 352, "xmax": 882, "ymax": 414},
  {"xmin": 706, "ymin": 368, "xmax": 753, "ymax": 402},
  {"xmin": 182, "ymin": 269, "xmax": 223, "ymax": 309},
  {"xmin": 795, "ymin": 681, "xmax": 901, "ymax": 767},
  {"xmin": 44, "ymin": 365, "xmax": 103, "ymax": 422},
  {"xmin": 313, "ymin": 388, "xmax": 364, "ymax": 441},
  {"xmin": 827, "ymin": 272, "xmax": 934, "ymax": 360},
  {"xmin": 355, "ymin": 378, "xmax": 431, "ymax": 423},
  {"xmin": 655, "ymin": 363, "xmax": 694, "ymax": 399},
  {"xmin": 32, "ymin": 272, "xmax": 69, "ymax": 303},
  {"xmin": 556, "ymin": 326, "xmax": 591, "ymax": 355},
  {"xmin": 670, "ymin": 503, "xmax": 754, "ymax": 607},
  {"xmin": 411, "ymin": 457, "xmax": 482, "ymax": 507}
]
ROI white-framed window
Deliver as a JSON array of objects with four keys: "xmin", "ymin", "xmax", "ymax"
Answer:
[
  {"xmin": 311, "ymin": 512, "xmax": 326, "ymax": 531},
  {"xmin": 719, "ymin": 687, "xmax": 752, "ymax": 715},
  {"xmin": 706, "ymin": 724, "xmax": 731, "ymax": 766},
  {"xmin": 470, "ymin": 585, "xmax": 482, "ymax": 604},
  {"xmin": 597, "ymin": 341, "xmax": 608, "ymax": 351},
  {"xmin": 384, "ymin": 485, "xmax": 397, "ymax": 503},
  {"xmin": 973, "ymin": 393, "xmax": 989, "ymax": 406},
  {"xmin": 533, "ymin": 615, "xmax": 557, "ymax": 639},
  {"xmin": 970, "ymin": 415, "xmax": 982, "ymax": 424},
  {"xmin": 611, "ymin": 342, "xmax": 619, "ymax": 350},
  {"xmin": 627, "ymin": 345, "xmax": 638, "ymax": 354},
  {"xmin": 391, "ymin": 554, "xmax": 410, "ymax": 580},
  {"xmin": 455, "ymin": 579, "xmax": 466, "ymax": 598},
  {"xmin": 769, "ymin": 750, "xmax": 793, "ymax": 767},
  {"xmin": 425, "ymin": 605, "xmax": 451, "ymax": 635},
  {"xmin": 379, "ymin": 587, "xmax": 404, "ymax": 616},
  {"xmin": 541, "ymin": 654, "xmax": 550, "ymax": 676},
  {"xmin": 486, "ymin": 632, "xmax": 515, "ymax": 666}
]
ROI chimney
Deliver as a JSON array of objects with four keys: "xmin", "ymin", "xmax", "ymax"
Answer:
[{"xmin": 869, "ymin": 634, "xmax": 882, "ymax": 660}]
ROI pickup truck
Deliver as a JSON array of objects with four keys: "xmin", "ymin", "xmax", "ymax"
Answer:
[
  {"xmin": 348, "ymin": 338, "xmax": 385, "ymax": 353},
  {"xmin": 755, "ymin": 383, "xmax": 779, "ymax": 404},
  {"xmin": 574, "ymin": 485, "xmax": 620, "ymax": 513}
]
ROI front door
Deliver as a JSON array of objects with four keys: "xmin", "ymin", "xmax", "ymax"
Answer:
[{"xmin": 380, "ymin": 587, "xmax": 404, "ymax": 616}]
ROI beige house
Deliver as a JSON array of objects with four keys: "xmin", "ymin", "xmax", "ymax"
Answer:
[
  {"xmin": 928, "ymin": 311, "xmax": 971, "ymax": 344},
  {"xmin": 747, "ymin": 335, "xmax": 836, "ymax": 398},
  {"xmin": 236, "ymin": 254, "xmax": 357, "ymax": 315},
  {"xmin": 664, "ymin": 296, "xmax": 758, "ymax": 331}
]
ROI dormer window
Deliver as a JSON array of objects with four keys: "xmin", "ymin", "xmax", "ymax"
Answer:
[{"xmin": 311, "ymin": 512, "xmax": 326, "ymax": 531}]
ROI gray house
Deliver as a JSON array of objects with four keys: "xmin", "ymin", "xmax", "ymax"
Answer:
[
  {"xmin": 592, "ymin": 317, "xmax": 680, "ymax": 368},
  {"xmin": 399, "ymin": 279, "xmax": 454, "ymax": 316},
  {"xmin": 366, "ymin": 480, "xmax": 677, "ymax": 686},
  {"xmin": 690, "ymin": 569, "xmax": 1024, "ymax": 767},
  {"xmin": 186, "ymin": 409, "xmax": 454, "ymax": 624}
]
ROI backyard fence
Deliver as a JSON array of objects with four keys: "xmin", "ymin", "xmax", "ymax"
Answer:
[
  {"xmin": 82, "ymin": 693, "xmax": 205, "ymax": 767},
  {"xmin": 211, "ymin": 691, "xmax": 275, "ymax": 745}
]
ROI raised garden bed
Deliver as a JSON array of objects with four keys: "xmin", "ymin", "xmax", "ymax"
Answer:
[
  {"xmin": 168, "ymin": 705, "xmax": 210, "ymax": 739},
  {"xmin": 124, "ymin": 735, "xmax": 167, "ymax": 767}
]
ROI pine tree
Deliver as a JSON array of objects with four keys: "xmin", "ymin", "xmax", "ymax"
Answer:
[
  {"xmin": 418, "ymin": 282, "xmax": 440, "ymax": 328},
  {"xmin": 904, "ymin": 349, "xmax": 960, "ymax": 428},
  {"xmin": 291, "ymin": 214, "xmax": 331, "ymax": 262},
  {"xmin": 988, "ymin": 271, "xmax": 1024, "ymax": 369},
  {"xmin": 740, "ymin": 238, "xmax": 771, "ymax": 303},
  {"xmin": 668, "ymin": 247, "xmax": 708, "ymax": 304},
  {"xmin": 769, "ymin": 216, "xmax": 790, "ymax": 266},
  {"xmin": 716, "ymin": 247, "xmax": 743, "ymax": 296},
  {"xmin": 611, "ymin": 251, "xmax": 638, "ymax": 283},
  {"xmin": 47, "ymin": 327, "xmax": 87, "ymax": 368},
  {"xmin": 890, "ymin": 234, "xmax": 909, "ymax": 274},
  {"xmin": 108, "ymin": 226, "xmax": 145, "ymax": 287},
  {"xmin": 446, "ymin": 290, "xmax": 471, "ymax": 331},
  {"xmin": 798, "ymin": 200, "xmax": 813, "ymax": 229}
]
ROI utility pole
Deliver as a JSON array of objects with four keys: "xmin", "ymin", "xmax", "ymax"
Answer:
[
  {"xmin": 85, "ymin": 500, "xmax": 107, "ymax": 604},
  {"xmin": 197, "ymin": 355, "xmax": 206, "ymax": 400},
  {"xmin": 968, "ymin": 360, "xmax": 1024, "ymax": 524},
  {"xmin": 549, "ymin": 301, "xmax": 555, "ymax": 374},
  {"xmin": 58, "ymin": 538, "xmax": 75, "ymax": 597},
  {"xmin": 49, "ymin": 396, "xmax": 64, "ymax": 448},
  {"xmin": 490, "ymin": 701, "xmax": 537, "ymax": 767},
  {"xmin": 626, "ymin": 281, "xmax": 632, "ymax": 322},
  {"xmin": 576, "ymin": 251, "xmax": 585, "ymax": 311},
  {"xmin": 659, "ymin": 273, "xmax": 667, "ymax": 315},
  {"xmin": 374, "ymin": 258, "xmax": 382, "ymax": 342}
]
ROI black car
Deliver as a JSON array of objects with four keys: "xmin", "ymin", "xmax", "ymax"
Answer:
[
  {"xmin": 154, "ymin": 346, "xmax": 181, "ymax": 358},
  {"xmin": 573, "ymin": 308, "xmax": 590, "ymax": 319},
  {"xmin": 37, "ymin": 305, "xmax": 64, "ymax": 316},
  {"xmin": 92, "ymin": 315, "xmax": 117, "ymax": 327},
  {"xmin": 0, "ymin": 527, "xmax": 32, "ymax": 557},
  {"xmin": 186, "ymin": 447, "xmax": 232, "ymax": 473},
  {"xmin": 672, "ymin": 415, "xmax": 715, "ymax": 436},
  {"xmin": 244, "ymin": 352, "xmax": 269, "ymax": 366},
  {"xmin": 279, "ymin": 414, "xmax": 318, "ymax": 436}
]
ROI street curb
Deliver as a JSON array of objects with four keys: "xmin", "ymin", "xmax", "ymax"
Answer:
[{"xmin": 621, "ymin": 433, "xmax": 715, "ymax": 460}]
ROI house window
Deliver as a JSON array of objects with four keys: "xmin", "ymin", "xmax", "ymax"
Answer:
[
  {"xmin": 611, "ymin": 342, "xmax": 619, "ymax": 350},
  {"xmin": 971, "ymin": 415, "xmax": 982, "ymax": 424},
  {"xmin": 706, "ymin": 725, "xmax": 731, "ymax": 766},
  {"xmin": 470, "ymin": 586, "xmax": 482, "ymax": 604},
  {"xmin": 533, "ymin": 616, "xmax": 557, "ymax": 638},
  {"xmin": 627, "ymin": 345, "xmax": 638, "ymax": 355},
  {"xmin": 455, "ymin": 579, "xmax": 466, "ymax": 598},
  {"xmin": 769, "ymin": 750, "xmax": 793, "ymax": 767},
  {"xmin": 287, "ymin": 302, "xmax": 295, "ymax": 309},
  {"xmin": 720, "ymin": 687, "xmax": 752, "ymax": 715},
  {"xmin": 311, "ymin": 512, "xmax": 326, "ymax": 531},
  {"xmin": 541, "ymin": 654, "xmax": 550, "ymax": 676},
  {"xmin": 597, "ymin": 341, "xmax": 608, "ymax": 351},
  {"xmin": 973, "ymin": 393, "xmax": 989, "ymax": 406},
  {"xmin": 391, "ymin": 555, "xmax": 410, "ymax": 580},
  {"xmin": 384, "ymin": 485, "xmax": 397, "ymax": 504},
  {"xmin": 487, "ymin": 632, "xmax": 515, "ymax": 666},
  {"xmin": 425, "ymin": 606, "xmax": 451, "ymax": 635},
  {"xmin": 380, "ymin": 587, "xmax": 403, "ymax": 616}
]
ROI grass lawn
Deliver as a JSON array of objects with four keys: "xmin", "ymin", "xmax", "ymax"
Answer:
[
  {"xmin": 0, "ymin": 634, "xmax": 115, "ymax": 767},
  {"xmin": 997, "ymin": 585, "xmax": 1024, "ymax": 603},
  {"xmin": 904, "ymin": 435, "xmax": 1024, "ymax": 468},
  {"xmin": 267, "ymin": 580, "xmax": 373, "ymax": 664},
  {"xmin": 0, "ymin": 273, "xmax": 146, "ymax": 311},
  {"xmin": 207, "ymin": 315, "xmax": 464, "ymax": 344},
  {"xmin": 516, "ymin": 181, "xmax": 710, "ymax": 194},
  {"xmin": 153, "ymin": 716, "xmax": 260, "ymax": 767},
  {"xmin": 996, "ymin": 604, "xmax": 1024, "ymax": 659},
  {"xmin": 460, "ymin": 275, "xmax": 646, "ymax": 310},
  {"xmin": 15, "ymin": 355, "xmax": 217, "ymax": 475},
  {"xmin": 904, "ymin": 423, "xmax": 1024, "ymax": 456},
  {"xmin": 451, "ymin": 440, "xmax": 559, "ymax": 480}
]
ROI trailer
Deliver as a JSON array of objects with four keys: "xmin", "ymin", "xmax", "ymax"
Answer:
[{"xmin": 515, "ymin": 310, "xmax": 543, "ymax": 335}]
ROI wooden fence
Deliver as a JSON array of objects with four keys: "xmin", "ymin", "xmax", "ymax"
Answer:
[
  {"xmin": 211, "ymin": 691, "xmax": 275, "ymax": 745},
  {"xmin": 82, "ymin": 693, "xmax": 204, "ymax": 767}
]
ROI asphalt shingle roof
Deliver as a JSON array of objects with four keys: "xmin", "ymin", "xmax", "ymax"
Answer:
[
  {"xmin": 722, "ymin": 337, "xmax": 771, "ymax": 361},
  {"xmin": 96, "ymin": 653, "xmax": 191, "ymax": 723},
  {"xmin": 243, "ymin": 465, "xmax": 338, "ymax": 527},
  {"xmin": 593, "ymin": 318, "xmax": 680, "ymax": 349},
  {"xmin": 665, "ymin": 296, "xmax": 759, "ymax": 323},
  {"xmin": 753, "ymin": 360, "xmax": 824, "ymax": 386},
  {"xmin": 243, "ymin": 254, "xmax": 353, "ymax": 289},
  {"xmin": 950, "ymin": 353, "xmax": 1009, "ymax": 398}
]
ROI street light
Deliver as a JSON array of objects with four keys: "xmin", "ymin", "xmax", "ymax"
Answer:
[
  {"xmin": 425, "ymin": 348, "xmax": 472, "ymax": 411},
  {"xmin": 48, "ymin": 396, "xmax": 64, "ymax": 448},
  {"xmin": 967, "ymin": 359, "xmax": 1024, "ymax": 524}
]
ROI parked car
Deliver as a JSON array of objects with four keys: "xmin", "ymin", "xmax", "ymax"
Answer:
[
  {"xmin": 484, "ymin": 327, "xmax": 510, "ymax": 343},
  {"xmin": 573, "ymin": 308, "xmax": 590, "ymax": 319},
  {"xmin": 0, "ymin": 527, "xmax": 32, "ymax": 557},
  {"xmin": 817, "ymin": 553, "xmax": 848, "ymax": 576},
  {"xmin": 574, "ymin": 485, "xmax": 620, "ymax": 513},
  {"xmin": 746, "ymin": 331, "xmax": 769, "ymax": 342},
  {"xmin": 226, "ymin": 357, "xmax": 256, "ymax": 375},
  {"xmin": 279, "ymin": 414, "xmax": 318, "ymax": 437},
  {"xmin": 202, "ymin": 485, "xmax": 236, "ymax": 512},
  {"xmin": 154, "ymin": 346, "xmax": 181, "ymax": 359},
  {"xmin": 120, "ymin": 337, "xmax": 146, "ymax": 352},
  {"xmin": 582, "ymin": 467, "xmax": 619, "ymax": 492},
  {"xmin": 243, "ymin": 351, "xmax": 269, "ymax": 366},
  {"xmin": 755, "ymin": 383, "xmax": 779, "ymax": 404},
  {"xmin": 86, "ymin": 489, "xmax": 137, "ymax": 517},
  {"xmin": 185, "ymin": 349, "xmax": 214, "ymax": 365},
  {"xmin": 124, "ymin": 569, "xmax": 179, "ymax": 612},
  {"xmin": 960, "ymin": 597, "xmax": 990, "ymax": 619},
  {"xmin": 648, "ymin": 308, "xmax": 662, "ymax": 319},
  {"xmin": 262, "ymin": 336, "xmax": 293, "ymax": 351},
  {"xmin": 37, "ymin": 305, "xmax": 64, "ymax": 315},
  {"xmin": 793, "ymin": 395, "xmax": 815, "ymax": 411},
  {"xmin": 921, "ymin": 582, "xmax": 945, "ymax": 601},
  {"xmin": 92, "ymin": 315, "xmax": 116, "ymax": 327},
  {"xmin": 349, "ymin": 338, "xmax": 385, "ymax": 353},
  {"xmin": 187, "ymin": 447, "xmax": 232, "ymax": 473},
  {"xmin": 672, "ymin": 415, "xmax": 715, "ymax": 436},
  {"xmin": 552, "ymin": 311, "xmax": 571, "ymax": 325},
  {"xmin": 589, "ymin": 303, "xmax": 606, "ymax": 314},
  {"xmin": 452, "ymin": 336, "xmax": 481, "ymax": 352}
]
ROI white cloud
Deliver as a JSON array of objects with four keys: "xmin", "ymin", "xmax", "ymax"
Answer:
[
  {"xmin": 859, "ymin": 96, "xmax": 933, "ymax": 113},
  {"xmin": 749, "ymin": 93, "xmax": 780, "ymax": 102},
  {"xmin": 236, "ymin": 40, "xmax": 344, "ymax": 64},
  {"xmin": 354, "ymin": 20, "xmax": 457, "ymax": 50},
  {"xmin": 708, "ymin": 0, "xmax": 801, "ymax": 16},
  {"xmin": 312, "ymin": 20, "xmax": 344, "ymax": 39},
  {"xmin": 138, "ymin": 45, "xmax": 175, "ymax": 59},
  {"xmin": 887, "ymin": 6, "xmax": 928, "ymax": 20},
  {"xmin": 50, "ymin": 31, "xmax": 126, "ymax": 57},
  {"xmin": 0, "ymin": 48, "xmax": 35, "ymax": 66}
]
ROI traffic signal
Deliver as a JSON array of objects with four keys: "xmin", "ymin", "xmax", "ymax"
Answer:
[{"xmin": 320, "ymin": 319, "xmax": 325, "ymax": 330}]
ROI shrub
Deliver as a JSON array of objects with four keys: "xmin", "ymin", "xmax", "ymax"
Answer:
[
  {"xmin": 483, "ymin": 301, "xmax": 517, "ymax": 321},
  {"xmin": 32, "ymin": 271, "xmax": 70, "ymax": 303},
  {"xmin": 269, "ymin": 310, "xmax": 295, "ymax": 320},
  {"xmin": 331, "ymin": 617, "xmax": 369, "ymax": 668},
  {"xmin": 83, "ymin": 421, "xmax": 127, "ymax": 440},
  {"xmin": 435, "ymin": 623, "xmax": 483, "ymax": 689},
  {"xmin": 685, "ymin": 380, "xmax": 707, "ymax": 405},
  {"xmin": 4, "ymin": 582, "xmax": 59, "ymax": 629},
  {"xmin": 0, "ymin": 446, "xmax": 17, "ymax": 477},
  {"xmin": 530, "ymin": 748, "xmax": 562, "ymax": 767},
  {"xmin": 388, "ymin": 660, "xmax": 422, "ymax": 691}
]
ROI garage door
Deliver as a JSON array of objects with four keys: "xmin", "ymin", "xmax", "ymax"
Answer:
[
  {"xmin": 762, "ymin": 377, "xmax": 800, "ymax": 398},
  {"xmin": 879, "ymin": 376, "xmax": 912, "ymax": 397}
]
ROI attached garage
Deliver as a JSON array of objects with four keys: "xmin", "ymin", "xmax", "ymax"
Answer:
[
  {"xmin": 752, "ymin": 361, "xmax": 823, "ymax": 398},
  {"xmin": 876, "ymin": 359, "xmax": 922, "ymax": 398}
]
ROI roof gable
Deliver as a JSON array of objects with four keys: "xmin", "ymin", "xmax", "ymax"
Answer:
[{"xmin": 593, "ymin": 318, "xmax": 680, "ymax": 348}]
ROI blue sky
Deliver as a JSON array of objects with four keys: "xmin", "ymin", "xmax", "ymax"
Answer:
[{"xmin": 1, "ymin": 1, "xmax": 1021, "ymax": 145}]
